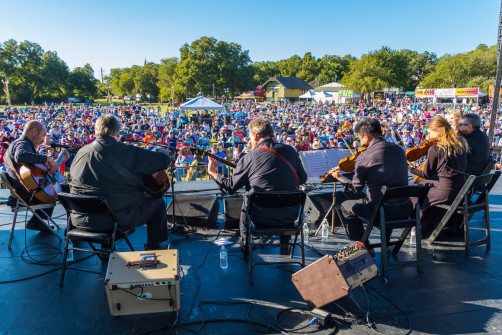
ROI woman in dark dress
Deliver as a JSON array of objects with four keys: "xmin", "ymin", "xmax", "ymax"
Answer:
[{"xmin": 409, "ymin": 116, "xmax": 468, "ymax": 238}]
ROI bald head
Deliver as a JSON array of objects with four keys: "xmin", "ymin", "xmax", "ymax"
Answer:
[{"xmin": 23, "ymin": 120, "xmax": 47, "ymax": 147}]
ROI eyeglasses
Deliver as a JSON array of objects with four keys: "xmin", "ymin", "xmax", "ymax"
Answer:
[{"xmin": 458, "ymin": 123, "xmax": 469, "ymax": 127}]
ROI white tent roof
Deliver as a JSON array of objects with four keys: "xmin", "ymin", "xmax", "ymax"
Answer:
[
  {"xmin": 314, "ymin": 82, "xmax": 344, "ymax": 92},
  {"xmin": 315, "ymin": 91, "xmax": 333, "ymax": 97},
  {"xmin": 180, "ymin": 95, "xmax": 224, "ymax": 111},
  {"xmin": 299, "ymin": 90, "xmax": 316, "ymax": 99},
  {"xmin": 478, "ymin": 91, "xmax": 487, "ymax": 97}
]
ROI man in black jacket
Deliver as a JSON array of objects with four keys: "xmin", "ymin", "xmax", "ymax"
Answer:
[
  {"xmin": 331, "ymin": 117, "xmax": 410, "ymax": 242},
  {"xmin": 458, "ymin": 113, "xmax": 490, "ymax": 176},
  {"xmin": 70, "ymin": 115, "xmax": 171, "ymax": 250},
  {"xmin": 207, "ymin": 118, "xmax": 307, "ymax": 253},
  {"xmin": 4, "ymin": 121, "xmax": 66, "ymax": 231}
]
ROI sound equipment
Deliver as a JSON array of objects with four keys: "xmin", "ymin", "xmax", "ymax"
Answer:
[
  {"xmin": 292, "ymin": 242, "xmax": 378, "ymax": 308},
  {"xmin": 167, "ymin": 195, "xmax": 219, "ymax": 228},
  {"xmin": 304, "ymin": 192, "xmax": 336, "ymax": 227},
  {"xmin": 105, "ymin": 250, "xmax": 180, "ymax": 316},
  {"xmin": 223, "ymin": 196, "xmax": 243, "ymax": 229}
]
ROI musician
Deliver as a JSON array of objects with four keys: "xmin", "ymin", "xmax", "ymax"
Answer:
[
  {"xmin": 331, "ymin": 117, "xmax": 410, "ymax": 243},
  {"xmin": 207, "ymin": 118, "xmax": 307, "ymax": 254},
  {"xmin": 70, "ymin": 115, "xmax": 170, "ymax": 250},
  {"xmin": 458, "ymin": 113, "xmax": 490, "ymax": 176},
  {"xmin": 4, "ymin": 121, "xmax": 68, "ymax": 231},
  {"xmin": 409, "ymin": 116, "xmax": 467, "ymax": 238}
]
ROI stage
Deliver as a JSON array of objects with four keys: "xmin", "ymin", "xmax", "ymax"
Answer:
[{"xmin": 1, "ymin": 179, "xmax": 502, "ymax": 334}]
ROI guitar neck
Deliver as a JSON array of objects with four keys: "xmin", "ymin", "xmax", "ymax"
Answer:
[{"xmin": 193, "ymin": 148, "xmax": 237, "ymax": 168}]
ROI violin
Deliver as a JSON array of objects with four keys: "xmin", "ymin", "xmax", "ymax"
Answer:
[
  {"xmin": 405, "ymin": 138, "xmax": 437, "ymax": 162},
  {"xmin": 320, "ymin": 146, "xmax": 367, "ymax": 183}
]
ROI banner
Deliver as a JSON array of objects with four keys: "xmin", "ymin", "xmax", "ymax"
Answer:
[
  {"xmin": 455, "ymin": 88, "xmax": 478, "ymax": 97},
  {"xmin": 435, "ymin": 88, "xmax": 455, "ymax": 98},
  {"xmin": 415, "ymin": 89, "xmax": 435, "ymax": 98},
  {"xmin": 339, "ymin": 90, "xmax": 353, "ymax": 97}
]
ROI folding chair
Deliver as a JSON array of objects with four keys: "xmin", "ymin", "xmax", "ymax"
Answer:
[
  {"xmin": 244, "ymin": 191, "xmax": 307, "ymax": 285},
  {"xmin": 0, "ymin": 172, "xmax": 61, "ymax": 249},
  {"xmin": 427, "ymin": 171, "xmax": 501, "ymax": 255},
  {"xmin": 57, "ymin": 192, "xmax": 135, "ymax": 286},
  {"xmin": 360, "ymin": 184, "xmax": 430, "ymax": 279}
]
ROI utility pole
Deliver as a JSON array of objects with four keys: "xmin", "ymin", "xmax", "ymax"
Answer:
[
  {"xmin": 213, "ymin": 83, "xmax": 215, "ymax": 100},
  {"xmin": 1, "ymin": 73, "xmax": 12, "ymax": 107},
  {"xmin": 100, "ymin": 67, "xmax": 104, "ymax": 83},
  {"xmin": 488, "ymin": 0, "xmax": 502, "ymax": 145}
]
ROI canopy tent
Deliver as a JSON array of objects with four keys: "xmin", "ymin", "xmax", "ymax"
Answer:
[
  {"xmin": 180, "ymin": 94, "xmax": 224, "ymax": 111},
  {"xmin": 313, "ymin": 91, "xmax": 333, "ymax": 103},
  {"xmin": 299, "ymin": 90, "xmax": 316, "ymax": 99},
  {"xmin": 234, "ymin": 91, "xmax": 263, "ymax": 100}
]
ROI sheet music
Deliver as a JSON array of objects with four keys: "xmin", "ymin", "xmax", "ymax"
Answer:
[
  {"xmin": 300, "ymin": 150, "xmax": 329, "ymax": 177},
  {"xmin": 325, "ymin": 149, "xmax": 351, "ymax": 169}
]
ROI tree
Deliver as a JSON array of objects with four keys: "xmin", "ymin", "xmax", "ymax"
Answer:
[
  {"xmin": 342, "ymin": 46, "xmax": 411, "ymax": 93},
  {"xmin": 68, "ymin": 64, "xmax": 98, "ymax": 98},
  {"xmin": 39, "ymin": 51, "xmax": 70, "ymax": 100},
  {"xmin": 420, "ymin": 54, "xmax": 469, "ymax": 88},
  {"xmin": 158, "ymin": 57, "xmax": 178, "ymax": 101},
  {"xmin": 135, "ymin": 62, "xmax": 159, "ymax": 99},
  {"xmin": 277, "ymin": 55, "xmax": 302, "ymax": 78},
  {"xmin": 173, "ymin": 36, "xmax": 252, "ymax": 100},
  {"xmin": 296, "ymin": 52, "xmax": 319, "ymax": 83}
]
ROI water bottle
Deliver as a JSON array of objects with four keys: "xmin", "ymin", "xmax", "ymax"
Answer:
[
  {"xmin": 220, "ymin": 245, "xmax": 228, "ymax": 269},
  {"xmin": 322, "ymin": 219, "xmax": 329, "ymax": 240},
  {"xmin": 410, "ymin": 227, "xmax": 416, "ymax": 245},
  {"xmin": 67, "ymin": 240, "xmax": 74, "ymax": 262},
  {"xmin": 303, "ymin": 222, "xmax": 309, "ymax": 243}
]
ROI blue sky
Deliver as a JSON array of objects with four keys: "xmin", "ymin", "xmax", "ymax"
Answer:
[{"xmin": 1, "ymin": 0, "xmax": 500, "ymax": 77}]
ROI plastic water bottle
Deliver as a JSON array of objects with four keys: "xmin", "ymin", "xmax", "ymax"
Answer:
[
  {"xmin": 220, "ymin": 245, "xmax": 228, "ymax": 269},
  {"xmin": 322, "ymin": 219, "xmax": 329, "ymax": 240},
  {"xmin": 410, "ymin": 227, "xmax": 416, "ymax": 245},
  {"xmin": 67, "ymin": 240, "xmax": 74, "ymax": 262},
  {"xmin": 303, "ymin": 222, "xmax": 309, "ymax": 243}
]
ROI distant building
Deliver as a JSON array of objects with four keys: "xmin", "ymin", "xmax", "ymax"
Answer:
[{"xmin": 261, "ymin": 76, "xmax": 313, "ymax": 101}]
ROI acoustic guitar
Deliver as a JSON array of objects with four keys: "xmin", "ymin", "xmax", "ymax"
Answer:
[
  {"xmin": 143, "ymin": 170, "xmax": 170, "ymax": 198},
  {"xmin": 19, "ymin": 150, "xmax": 67, "ymax": 203}
]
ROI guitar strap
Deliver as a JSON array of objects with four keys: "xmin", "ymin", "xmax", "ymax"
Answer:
[
  {"xmin": 91, "ymin": 141, "xmax": 155, "ymax": 194},
  {"xmin": 257, "ymin": 146, "xmax": 300, "ymax": 188}
]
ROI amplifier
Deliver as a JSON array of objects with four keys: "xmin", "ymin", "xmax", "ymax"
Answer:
[
  {"xmin": 223, "ymin": 196, "xmax": 243, "ymax": 229},
  {"xmin": 292, "ymin": 242, "xmax": 378, "ymax": 308},
  {"xmin": 105, "ymin": 250, "xmax": 180, "ymax": 316}
]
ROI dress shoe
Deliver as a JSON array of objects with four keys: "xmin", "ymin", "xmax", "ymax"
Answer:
[{"xmin": 26, "ymin": 220, "xmax": 52, "ymax": 232}]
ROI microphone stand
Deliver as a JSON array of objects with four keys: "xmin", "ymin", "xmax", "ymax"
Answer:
[{"xmin": 167, "ymin": 148, "xmax": 192, "ymax": 239}]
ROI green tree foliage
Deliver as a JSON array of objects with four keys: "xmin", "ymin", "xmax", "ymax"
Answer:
[
  {"xmin": 172, "ymin": 36, "xmax": 252, "ymax": 100},
  {"xmin": 420, "ymin": 44, "xmax": 495, "ymax": 89},
  {"xmin": 0, "ymin": 39, "xmax": 98, "ymax": 103},
  {"xmin": 342, "ymin": 46, "xmax": 413, "ymax": 93},
  {"xmin": 158, "ymin": 57, "xmax": 178, "ymax": 101},
  {"xmin": 135, "ymin": 62, "xmax": 159, "ymax": 99}
]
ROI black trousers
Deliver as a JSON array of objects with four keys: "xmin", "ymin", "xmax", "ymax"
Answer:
[
  {"xmin": 115, "ymin": 197, "xmax": 168, "ymax": 249},
  {"xmin": 335, "ymin": 190, "xmax": 373, "ymax": 241}
]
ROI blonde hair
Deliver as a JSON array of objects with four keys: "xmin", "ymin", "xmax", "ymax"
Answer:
[{"xmin": 428, "ymin": 116, "xmax": 467, "ymax": 157}]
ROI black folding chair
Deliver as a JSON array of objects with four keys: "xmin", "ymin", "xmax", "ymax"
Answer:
[
  {"xmin": 427, "ymin": 171, "xmax": 501, "ymax": 255},
  {"xmin": 57, "ymin": 192, "xmax": 135, "ymax": 286},
  {"xmin": 0, "ymin": 172, "xmax": 61, "ymax": 248},
  {"xmin": 244, "ymin": 191, "xmax": 307, "ymax": 285},
  {"xmin": 359, "ymin": 185, "xmax": 430, "ymax": 279}
]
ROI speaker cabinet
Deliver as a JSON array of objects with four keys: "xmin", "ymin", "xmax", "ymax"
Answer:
[
  {"xmin": 167, "ymin": 195, "xmax": 219, "ymax": 228},
  {"xmin": 304, "ymin": 192, "xmax": 336, "ymax": 227},
  {"xmin": 223, "ymin": 197, "xmax": 244, "ymax": 229}
]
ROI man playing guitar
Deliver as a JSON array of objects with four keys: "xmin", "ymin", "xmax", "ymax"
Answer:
[{"xmin": 4, "ymin": 121, "xmax": 69, "ymax": 232}]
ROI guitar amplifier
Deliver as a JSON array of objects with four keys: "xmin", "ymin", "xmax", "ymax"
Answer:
[
  {"xmin": 104, "ymin": 250, "xmax": 180, "ymax": 316},
  {"xmin": 292, "ymin": 242, "xmax": 378, "ymax": 308}
]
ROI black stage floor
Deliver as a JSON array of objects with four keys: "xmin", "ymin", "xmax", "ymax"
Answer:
[{"xmin": 1, "ymin": 180, "xmax": 502, "ymax": 335}]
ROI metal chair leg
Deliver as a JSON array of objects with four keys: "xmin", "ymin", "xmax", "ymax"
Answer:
[
  {"xmin": 59, "ymin": 235, "xmax": 70, "ymax": 287},
  {"xmin": 8, "ymin": 200, "xmax": 20, "ymax": 250}
]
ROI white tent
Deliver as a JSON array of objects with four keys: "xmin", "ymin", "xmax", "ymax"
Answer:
[
  {"xmin": 313, "ymin": 91, "xmax": 333, "ymax": 102},
  {"xmin": 299, "ymin": 90, "xmax": 316, "ymax": 99},
  {"xmin": 180, "ymin": 94, "xmax": 224, "ymax": 111}
]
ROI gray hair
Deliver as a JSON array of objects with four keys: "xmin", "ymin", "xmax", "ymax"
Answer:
[
  {"xmin": 248, "ymin": 118, "xmax": 274, "ymax": 138},
  {"xmin": 460, "ymin": 113, "xmax": 481, "ymax": 129},
  {"xmin": 95, "ymin": 115, "xmax": 121, "ymax": 136}
]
